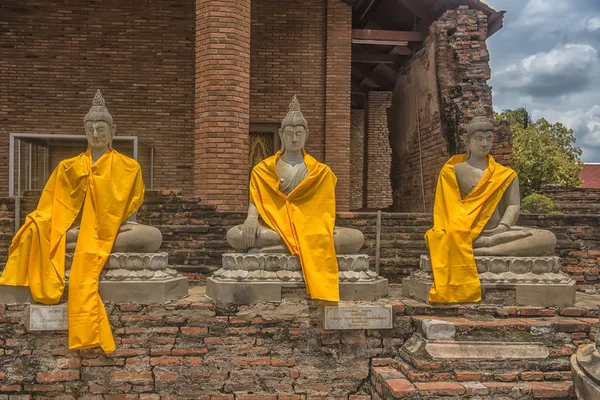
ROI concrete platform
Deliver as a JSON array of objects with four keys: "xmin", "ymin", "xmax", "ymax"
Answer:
[
  {"xmin": 206, "ymin": 276, "xmax": 388, "ymax": 305},
  {"xmin": 0, "ymin": 276, "xmax": 188, "ymax": 304}
]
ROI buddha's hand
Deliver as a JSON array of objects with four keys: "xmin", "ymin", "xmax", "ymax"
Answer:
[
  {"xmin": 481, "ymin": 224, "xmax": 508, "ymax": 236},
  {"xmin": 242, "ymin": 217, "xmax": 260, "ymax": 248},
  {"xmin": 119, "ymin": 221, "xmax": 138, "ymax": 233}
]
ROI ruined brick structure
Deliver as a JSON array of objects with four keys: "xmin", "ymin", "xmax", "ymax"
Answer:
[{"xmin": 389, "ymin": 7, "xmax": 512, "ymax": 212}]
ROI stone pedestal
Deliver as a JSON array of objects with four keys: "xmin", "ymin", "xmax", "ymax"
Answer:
[
  {"xmin": 0, "ymin": 252, "xmax": 188, "ymax": 304},
  {"xmin": 571, "ymin": 344, "xmax": 600, "ymax": 399},
  {"xmin": 207, "ymin": 253, "xmax": 388, "ymax": 305},
  {"xmin": 402, "ymin": 255, "xmax": 576, "ymax": 307}
]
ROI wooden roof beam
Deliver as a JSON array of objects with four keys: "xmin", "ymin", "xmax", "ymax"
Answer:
[
  {"xmin": 396, "ymin": 0, "xmax": 434, "ymax": 25},
  {"xmin": 353, "ymin": 65, "xmax": 393, "ymax": 89},
  {"xmin": 352, "ymin": 52, "xmax": 404, "ymax": 64},
  {"xmin": 352, "ymin": 29, "xmax": 426, "ymax": 45}
]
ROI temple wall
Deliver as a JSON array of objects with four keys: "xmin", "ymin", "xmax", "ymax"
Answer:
[
  {"xmin": 365, "ymin": 92, "xmax": 393, "ymax": 210},
  {"xmin": 0, "ymin": 0, "xmax": 196, "ymax": 196},
  {"xmin": 5, "ymin": 191, "xmax": 600, "ymax": 292},
  {"xmin": 350, "ymin": 109, "xmax": 365, "ymax": 210}
]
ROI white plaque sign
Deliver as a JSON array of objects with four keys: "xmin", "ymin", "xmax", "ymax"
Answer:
[
  {"xmin": 324, "ymin": 305, "xmax": 392, "ymax": 330},
  {"xmin": 27, "ymin": 304, "xmax": 68, "ymax": 331}
]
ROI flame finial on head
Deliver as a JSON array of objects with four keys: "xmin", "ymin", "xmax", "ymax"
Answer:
[
  {"xmin": 92, "ymin": 89, "xmax": 105, "ymax": 107},
  {"xmin": 288, "ymin": 95, "xmax": 301, "ymax": 112},
  {"xmin": 281, "ymin": 95, "xmax": 308, "ymax": 130},
  {"xmin": 84, "ymin": 89, "xmax": 113, "ymax": 125}
]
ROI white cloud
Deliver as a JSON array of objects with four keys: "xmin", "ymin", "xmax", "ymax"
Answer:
[
  {"xmin": 494, "ymin": 44, "xmax": 597, "ymax": 97},
  {"xmin": 587, "ymin": 16, "xmax": 600, "ymax": 32},
  {"xmin": 517, "ymin": 0, "xmax": 587, "ymax": 34}
]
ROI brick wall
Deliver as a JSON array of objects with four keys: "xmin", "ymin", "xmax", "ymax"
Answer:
[
  {"xmin": 10, "ymin": 191, "xmax": 599, "ymax": 292},
  {"xmin": 389, "ymin": 40, "xmax": 442, "ymax": 213},
  {"xmin": 194, "ymin": 0, "xmax": 251, "ymax": 211},
  {"xmin": 350, "ymin": 109, "xmax": 365, "ymax": 209},
  {"xmin": 250, "ymin": 0, "xmax": 327, "ymax": 160},
  {"xmin": 324, "ymin": 0, "xmax": 352, "ymax": 211},
  {"xmin": 0, "ymin": 198, "xmax": 15, "ymax": 266},
  {"xmin": 0, "ymin": 0, "xmax": 195, "ymax": 196},
  {"xmin": 0, "ymin": 292, "xmax": 595, "ymax": 398},
  {"xmin": 542, "ymin": 187, "xmax": 600, "ymax": 215},
  {"xmin": 365, "ymin": 92, "xmax": 393, "ymax": 210}
]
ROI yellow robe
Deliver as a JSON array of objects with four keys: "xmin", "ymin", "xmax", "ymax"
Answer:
[
  {"xmin": 249, "ymin": 151, "xmax": 339, "ymax": 302},
  {"xmin": 0, "ymin": 149, "xmax": 144, "ymax": 353},
  {"xmin": 425, "ymin": 154, "xmax": 516, "ymax": 303}
]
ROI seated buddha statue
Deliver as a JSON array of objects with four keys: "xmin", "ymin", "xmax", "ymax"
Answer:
[
  {"xmin": 65, "ymin": 92, "xmax": 161, "ymax": 253},
  {"xmin": 425, "ymin": 107, "xmax": 556, "ymax": 303},
  {"xmin": 226, "ymin": 95, "xmax": 364, "ymax": 301},
  {"xmin": 0, "ymin": 90, "xmax": 159, "ymax": 354}
]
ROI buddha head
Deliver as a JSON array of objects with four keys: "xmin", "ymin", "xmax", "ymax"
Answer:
[
  {"xmin": 84, "ymin": 90, "xmax": 116, "ymax": 150},
  {"xmin": 279, "ymin": 95, "xmax": 308, "ymax": 154},
  {"xmin": 465, "ymin": 106, "xmax": 494, "ymax": 158}
]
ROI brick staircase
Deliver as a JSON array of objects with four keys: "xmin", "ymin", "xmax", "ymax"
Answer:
[{"xmin": 369, "ymin": 312, "xmax": 598, "ymax": 399}]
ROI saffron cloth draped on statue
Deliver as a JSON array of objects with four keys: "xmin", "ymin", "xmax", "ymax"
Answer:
[
  {"xmin": 0, "ymin": 149, "xmax": 144, "ymax": 353},
  {"xmin": 425, "ymin": 154, "xmax": 516, "ymax": 303},
  {"xmin": 249, "ymin": 151, "xmax": 339, "ymax": 302}
]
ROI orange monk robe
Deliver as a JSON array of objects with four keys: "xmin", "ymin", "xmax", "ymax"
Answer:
[
  {"xmin": 425, "ymin": 154, "xmax": 516, "ymax": 303},
  {"xmin": 0, "ymin": 149, "xmax": 144, "ymax": 353},
  {"xmin": 249, "ymin": 151, "xmax": 339, "ymax": 302}
]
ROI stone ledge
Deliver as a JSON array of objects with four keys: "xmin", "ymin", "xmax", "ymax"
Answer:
[
  {"xmin": 206, "ymin": 277, "xmax": 389, "ymax": 305},
  {"xmin": 0, "ymin": 276, "xmax": 188, "ymax": 305}
]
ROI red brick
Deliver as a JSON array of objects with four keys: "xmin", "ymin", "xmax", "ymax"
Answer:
[
  {"xmin": 236, "ymin": 395, "xmax": 277, "ymax": 400},
  {"xmin": 155, "ymin": 371, "xmax": 179, "ymax": 382},
  {"xmin": 385, "ymin": 379, "xmax": 416, "ymax": 397},
  {"xmin": 181, "ymin": 327, "xmax": 208, "ymax": 335},
  {"xmin": 36, "ymin": 370, "xmax": 80, "ymax": 383},
  {"xmin": 111, "ymin": 371, "xmax": 153, "ymax": 384},
  {"xmin": 23, "ymin": 384, "xmax": 65, "ymax": 392},
  {"xmin": 414, "ymin": 382, "xmax": 466, "ymax": 396},
  {"xmin": 455, "ymin": 371, "xmax": 483, "ymax": 381},
  {"xmin": 521, "ymin": 371, "xmax": 544, "ymax": 381},
  {"xmin": 527, "ymin": 382, "xmax": 574, "ymax": 398},
  {"xmin": 495, "ymin": 372, "xmax": 518, "ymax": 382},
  {"xmin": 150, "ymin": 357, "xmax": 181, "ymax": 366},
  {"xmin": 1, "ymin": 385, "xmax": 22, "ymax": 392}
]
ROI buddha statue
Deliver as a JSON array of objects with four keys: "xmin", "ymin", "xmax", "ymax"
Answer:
[
  {"xmin": 226, "ymin": 96, "xmax": 364, "ymax": 255},
  {"xmin": 65, "ymin": 91, "xmax": 162, "ymax": 253},
  {"xmin": 0, "ymin": 90, "xmax": 158, "ymax": 354},
  {"xmin": 226, "ymin": 95, "xmax": 364, "ymax": 302},
  {"xmin": 425, "ymin": 106, "xmax": 556, "ymax": 303}
]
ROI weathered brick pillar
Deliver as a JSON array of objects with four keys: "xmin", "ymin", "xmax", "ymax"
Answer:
[
  {"xmin": 194, "ymin": 0, "xmax": 251, "ymax": 210},
  {"xmin": 350, "ymin": 109, "xmax": 365, "ymax": 210},
  {"xmin": 364, "ymin": 91, "xmax": 392, "ymax": 210},
  {"xmin": 325, "ymin": 0, "xmax": 352, "ymax": 211}
]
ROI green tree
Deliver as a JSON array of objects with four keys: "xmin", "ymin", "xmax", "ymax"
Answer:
[{"xmin": 496, "ymin": 109, "xmax": 583, "ymax": 197}]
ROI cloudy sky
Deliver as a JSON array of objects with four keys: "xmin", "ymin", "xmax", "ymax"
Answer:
[{"xmin": 485, "ymin": 0, "xmax": 600, "ymax": 162}]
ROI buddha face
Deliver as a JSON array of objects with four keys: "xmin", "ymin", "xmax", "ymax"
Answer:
[
  {"xmin": 85, "ymin": 120, "xmax": 115, "ymax": 150},
  {"xmin": 279, "ymin": 124, "xmax": 308, "ymax": 153},
  {"xmin": 467, "ymin": 129, "xmax": 493, "ymax": 158}
]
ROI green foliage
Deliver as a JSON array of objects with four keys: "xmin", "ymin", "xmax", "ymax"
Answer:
[
  {"xmin": 521, "ymin": 194, "xmax": 555, "ymax": 214},
  {"xmin": 495, "ymin": 109, "xmax": 583, "ymax": 197}
]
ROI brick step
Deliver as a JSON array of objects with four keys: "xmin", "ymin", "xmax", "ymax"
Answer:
[
  {"xmin": 370, "ymin": 359, "xmax": 576, "ymax": 399},
  {"xmin": 400, "ymin": 295, "xmax": 600, "ymax": 319},
  {"xmin": 410, "ymin": 315, "xmax": 596, "ymax": 345}
]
